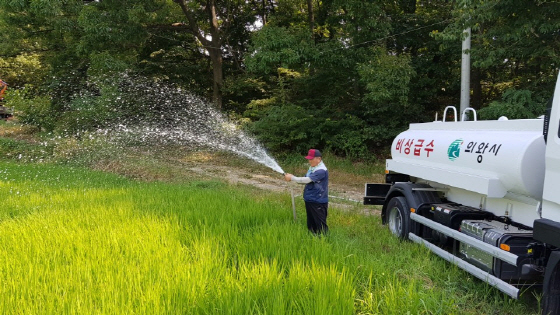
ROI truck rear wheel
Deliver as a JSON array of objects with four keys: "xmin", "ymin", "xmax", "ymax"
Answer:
[
  {"xmin": 386, "ymin": 196, "xmax": 410, "ymax": 240},
  {"xmin": 543, "ymin": 252, "xmax": 560, "ymax": 315}
]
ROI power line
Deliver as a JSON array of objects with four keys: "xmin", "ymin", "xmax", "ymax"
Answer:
[
  {"xmin": 148, "ymin": 17, "xmax": 457, "ymax": 55},
  {"xmin": 320, "ymin": 18, "xmax": 456, "ymax": 54}
]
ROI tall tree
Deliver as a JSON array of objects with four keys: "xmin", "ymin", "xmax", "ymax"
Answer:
[
  {"xmin": 384, "ymin": 0, "xmax": 458, "ymax": 117},
  {"xmin": 173, "ymin": 0, "xmax": 223, "ymax": 108},
  {"xmin": 442, "ymin": 0, "xmax": 560, "ymax": 111},
  {"xmin": 172, "ymin": 0, "xmax": 263, "ymax": 109},
  {"xmin": 307, "ymin": 0, "xmax": 314, "ymax": 38},
  {"xmin": 244, "ymin": 0, "xmax": 462, "ymax": 157}
]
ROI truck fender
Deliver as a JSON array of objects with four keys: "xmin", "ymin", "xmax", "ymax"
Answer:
[{"xmin": 381, "ymin": 182, "xmax": 441, "ymax": 225}]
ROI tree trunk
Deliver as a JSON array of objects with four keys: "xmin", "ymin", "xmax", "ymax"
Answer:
[
  {"xmin": 471, "ymin": 67, "xmax": 482, "ymax": 110},
  {"xmin": 207, "ymin": 0, "xmax": 223, "ymax": 109},
  {"xmin": 307, "ymin": 0, "xmax": 316, "ymax": 76},
  {"xmin": 210, "ymin": 47, "xmax": 223, "ymax": 109},
  {"xmin": 262, "ymin": 0, "xmax": 268, "ymax": 25},
  {"xmin": 307, "ymin": 0, "xmax": 314, "ymax": 39},
  {"xmin": 174, "ymin": 0, "xmax": 223, "ymax": 109}
]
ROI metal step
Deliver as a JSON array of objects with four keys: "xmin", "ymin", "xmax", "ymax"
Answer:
[
  {"xmin": 409, "ymin": 232, "xmax": 519, "ymax": 299},
  {"xmin": 410, "ymin": 212, "xmax": 519, "ymax": 266}
]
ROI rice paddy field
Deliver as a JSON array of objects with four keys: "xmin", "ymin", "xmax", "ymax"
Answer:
[{"xmin": 0, "ymin": 161, "xmax": 540, "ymax": 314}]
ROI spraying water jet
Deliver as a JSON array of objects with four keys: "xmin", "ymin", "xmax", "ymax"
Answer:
[{"xmin": 90, "ymin": 74, "xmax": 285, "ymax": 174}]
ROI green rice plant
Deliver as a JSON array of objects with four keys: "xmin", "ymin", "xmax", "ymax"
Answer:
[
  {"xmin": 0, "ymin": 137, "xmax": 52, "ymax": 162},
  {"xmin": 0, "ymin": 161, "xmax": 540, "ymax": 314}
]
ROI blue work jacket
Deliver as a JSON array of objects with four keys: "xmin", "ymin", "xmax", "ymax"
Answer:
[{"xmin": 303, "ymin": 162, "xmax": 329, "ymax": 203}]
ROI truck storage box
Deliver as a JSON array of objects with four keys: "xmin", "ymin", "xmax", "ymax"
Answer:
[
  {"xmin": 460, "ymin": 220, "xmax": 534, "ymax": 280},
  {"xmin": 363, "ymin": 183, "xmax": 391, "ymax": 205},
  {"xmin": 431, "ymin": 203, "xmax": 492, "ymax": 230}
]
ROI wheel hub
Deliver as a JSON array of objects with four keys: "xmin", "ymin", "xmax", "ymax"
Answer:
[{"xmin": 388, "ymin": 206, "xmax": 402, "ymax": 236}]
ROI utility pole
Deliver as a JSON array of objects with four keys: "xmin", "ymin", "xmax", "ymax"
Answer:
[{"xmin": 460, "ymin": 27, "xmax": 471, "ymax": 121}]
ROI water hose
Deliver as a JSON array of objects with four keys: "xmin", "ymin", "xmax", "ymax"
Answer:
[{"xmin": 282, "ymin": 173, "xmax": 297, "ymax": 222}]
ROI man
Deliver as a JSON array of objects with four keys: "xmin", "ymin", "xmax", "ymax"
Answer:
[{"xmin": 284, "ymin": 149, "xmax": 329, "ymax": 234}]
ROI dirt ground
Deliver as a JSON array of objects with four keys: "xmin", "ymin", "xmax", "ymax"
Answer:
[
  {"xmin": 174, "ymin": 161, "xmax": 379, "ymax": 215},
  {"xmin": 91, "ymin": 148, "xmax": 381, "ymax": 214},
  {"xmin": 187, "ymin": 163, "xmax": 364, "ymax": 202},
  {"xmin": 167, "ymin": 150, "xmax": 380, "ymax": 213}
]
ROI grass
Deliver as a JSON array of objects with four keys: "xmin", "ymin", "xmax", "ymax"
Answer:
[{"xmin": 0, "ymin": 161, "xmax": 540, "ymax": 314}]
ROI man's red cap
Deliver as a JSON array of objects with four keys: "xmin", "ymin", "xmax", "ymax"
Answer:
[{"xmin": 305, "ymin": 149, "xmax": 322, "ymax": 160}]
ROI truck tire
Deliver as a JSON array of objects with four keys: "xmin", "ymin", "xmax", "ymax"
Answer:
[
  {"xmin": 542, "ymin": 251, "xmax": 560, "ymax": 315},
  {"xmin": 386, "ymin": 196, "xmax": 410, "ymax": 240}
]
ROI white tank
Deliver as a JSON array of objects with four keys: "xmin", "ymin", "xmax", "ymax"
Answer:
[{"xmin": 387, "ymin": 119, "xmax": 546, "ymax": 200}]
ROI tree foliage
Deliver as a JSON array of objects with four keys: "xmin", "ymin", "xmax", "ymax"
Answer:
[
  {"xmin": 0, "ymin": 0, "xmax": 558, "ymax": 159},
  {"xmin": 244, "ymin": 0, "xmax": 456, "ymax": 157},
  {"xmin": 441, "ymin": 0, "xmax": 560, "ymax": 108}
]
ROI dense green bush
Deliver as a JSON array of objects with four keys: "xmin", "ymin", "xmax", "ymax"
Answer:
[
  {"xmin": 7, "ymin": 89, "xmax": 58, "ymax": 132},
  {"xmin": 246, "ymin": 102, "xmax": 381, "ymax": 160},
  {"xmin": 478, "ymin": 89, "xmax": 548, "ymax": 120},
  {"xmin": 247, "ymin": 103, "xmax": 321, "ymax": 154}
]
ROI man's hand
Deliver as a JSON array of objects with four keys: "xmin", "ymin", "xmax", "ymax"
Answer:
[{"xmin": 284, "ymin": 173, "xmax": 293, "ymax": 181}]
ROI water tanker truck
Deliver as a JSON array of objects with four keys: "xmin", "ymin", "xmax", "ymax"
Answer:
[{"xmin": 364, "ymin": 72, "xmax": 560, "ymax": 314}]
